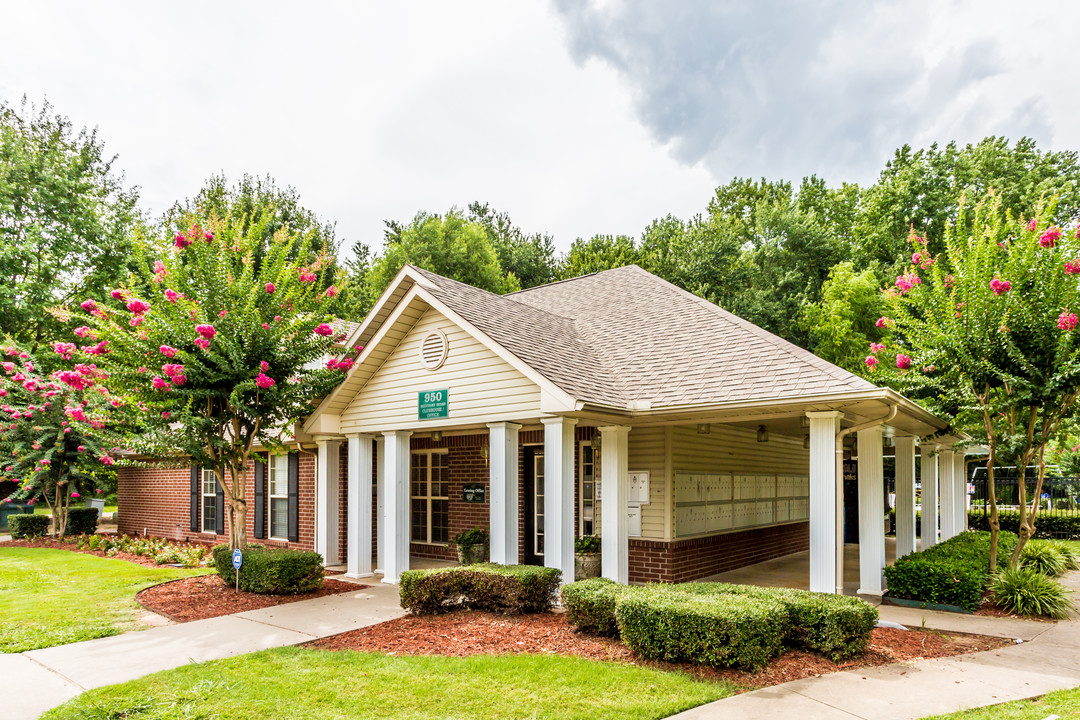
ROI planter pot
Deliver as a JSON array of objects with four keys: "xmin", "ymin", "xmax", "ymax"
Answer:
[
  {"xmin": 575, "ymin": 552, "xmax": 602, "ymax": 580},
  {"xmin": 456, "ymin": 543, "xmax": 489, "ymax": 566}
]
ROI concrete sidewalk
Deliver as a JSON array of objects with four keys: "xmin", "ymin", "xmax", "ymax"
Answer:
[
  {"xmin": 669, "ymin": 574, "xmax": 1080, "ymax": 720},
  {"xmin": 11, "ymin": 581, "xmax": 404, "ymax": 720}
]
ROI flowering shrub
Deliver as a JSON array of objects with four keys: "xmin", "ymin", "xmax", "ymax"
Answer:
[{"xmin": 76, "ymin": 533, "xmax": 209, "ymax": 568}]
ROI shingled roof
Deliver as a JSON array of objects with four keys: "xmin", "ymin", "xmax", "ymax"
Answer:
[{"xmin": 408, "ymin": 264, "xmax": 874, "ymax": 410}]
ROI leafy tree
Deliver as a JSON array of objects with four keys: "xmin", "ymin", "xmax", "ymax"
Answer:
[
  {"xmin": 468, "ymin": 202, "xmax": 558, "ymax": 289},
  {"xmin": 367, "ymin": 210, "xmax": 520, "ymax": 303},
  {"xmin": 800, "ymin": 262, "xmax": 890, "ymax": 373},
  {"xmin": 0, "ymin": 345, "xmax": 116, "ymax": 536},
  {"xmin": 873, "ymin": 192, "xmax": 1080, "ymax": 568},
  {"xmin": 0, "ymin": 97, "xmax": 141, "ymax": 351},
  {"xmin": 559, "ymin": 234, "xmax": 639, "ymax": 279},
  {"xmin": 75, "ymin": 216, "xmax": 351, "ymax": 549}
]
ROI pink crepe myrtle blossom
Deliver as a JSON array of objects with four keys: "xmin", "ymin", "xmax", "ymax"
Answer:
[
  {"xmin": 174, "ymin": 233, "xmax": 192, "ymax": 249},
  {"xmin": 195, "ymin": 324, "xmax": 216, "ymax": 339},
  {"xmin": 274, "ymin": 315, "xmax": 281, "ymax": 322},
  {"xmin": 896, "ymin": 354, "xmax": 912, "ymax": 370},
  {"xmin": 161, "ymin": 411, "xmax": 172, "ymax": 419},
  {"xmin": 52, "ymin": 342, "xmax": 76, "ymax": 360},
  {"xmin": 865, "ymin": 356, "xmax": 879, "ymax": 369},
  {"xmin": 1027, "ymin": 218, "xmax": 1038, "ymax": 231},
  {"xmin": 70, "ymin": 492, "xmax": 79, "ymax": 498},
  {"xmin": 335, "ymin": 358, "xmax": 353, "ymax": 371},
  {"xmin": 218, "ymin": 310, "xmax": 228, "ymax": 318},
  {"xmin": 151, "ymin": 376, "xmax": 172, "ymax": 391},
  {"xmin": 171, "ymin": 374, "xmax": 186, "ymax": 386},
  {"xmin": 1066, "ymin": 260, "xmax": 1080, "ymax": 276},
  {"xmin": 259, "ymin": 361, "xmax": 269, "ymax": 372},
  {"xmin": 80, "ymin": 299, "xmax": 98, "ymax": 313},
  {"xmin": 1059, "ymin": 311, "xmax": 1079, "ymax": 331},
  {"xmin": 265, "ymin": 282, "xmax": 276, "ymax": 294},
  {"xmin": 324, "ymin": 285, "xmax": 339, "ymax": 298},
  {"xmin": 74, "ymin": 326, "xmax": 92, "ymax": 339},
  {"xmin": 869, "ymin": 343, "xmax": 885, "ymax": 353},
  {"xmin": 204, "ymin": 231, "xmax": 214, "ymax": 242},
  {"xmin": 161, "ymin": 364, "xmax": 184, "ymax": 377},
  {"xmin": 110, "ymin": 288, "xmax": 129, "ymax": 301},
  {"xmin": 82, "ymin": 340, "xmax": 110, "ymax": 356},
  {"xmin": 99, "ymin": 455, "xmax": 115, "ymax": 466},
  {"xmin": 95, "ymin": 488, "xmax": 103, "ymax": 494},
  {"xmin": 165, "ymin": 289, "xmax": 180, "ymax": 303},
  {"xmin": 261, "ymin": 323, "xmax": 270, "ymax": 330},
  {"xmin": 194, "ymin": 338, "xmax": 210, "ymax": 350},
  {"xmin": 1, "ymin": 362, "xmax": 13, "ymax": 373},
  {"xmin": 875, "ymin": 317, "xmax": 893, "ymax": 329},
  {"xmin": 127, "ymin": 299, "xmax": 150, "ymax": 314},
  {"xmin": 922, "ymin": 365, "xmax": 936, "ymax": 373},
  {"xmin": 990, "ymin": 278, "xmax": 1011, "ymax": 295},
  {"xmin": 160, "ymin": 345, "xmax": 179, "ymax": 358},
  {"xmin": 40, "ymin": 459, "xmax": 50, "ymax": 466},
  {"xmin": 299, "ymin": 267, "xmax": 317, "ymax": 283},
  {"xmin": 128, "ymin": 316, "xmax": 145, "ymax": 327},
  {"xmin": 894, "ymin": 273, "xmax": 921, "ymax": 295},
  {"xmin": 255, "ymin": 372, "xmax": 276, "ymax": 389},
  {"xmin": 314, "ymin": 323, "xmax": 333, "ymax": 336},
  {"xmin": 1040, "ymin": 227, "xmax": 1062, "ymax": 248},
  {"xmin": 153, "ymin": 260, "xmax": 167, "ymax": 282}
]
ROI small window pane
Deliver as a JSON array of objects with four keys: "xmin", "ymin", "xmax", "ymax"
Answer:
[
  {"xmin": 270, "ymin": 498, "xmax": 288, "ymax": 539},
  {"xmin": 432, "ymin": 499, "xmax": 449, "ymax": 543}
]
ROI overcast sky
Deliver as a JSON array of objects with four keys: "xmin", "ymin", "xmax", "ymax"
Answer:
[{"xmin": 2, "ymin": 1, "xmax": 1078, "ymax": 257}]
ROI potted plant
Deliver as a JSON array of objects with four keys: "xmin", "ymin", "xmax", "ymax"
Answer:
[
  {"xmin": 453, "ymin": 528, "xmax": 489, "ymax": 566},
  {"xmin": 575, "ymin": 535, "xmax": 602, "ymax": 579}
]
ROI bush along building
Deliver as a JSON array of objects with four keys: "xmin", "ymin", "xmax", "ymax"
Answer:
[{"xmin": 119, "ymin": 264, "xmax": 970, "ymax": 594}]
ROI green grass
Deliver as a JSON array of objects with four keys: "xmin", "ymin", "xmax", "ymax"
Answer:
[
  {"xmin": 0, "ymin": 547, "xmax": 208, "ymax": 653},
  {"xmin": 923, "ymin": 686, "xmax": 1080, "ymax": 719},
  {"xmin": 41, "ymin": 647, "xmax": 734, "ymax": 720},
  {"xmin": 33, "ymin": 504, "xmax": 118, "ymax": 515}
]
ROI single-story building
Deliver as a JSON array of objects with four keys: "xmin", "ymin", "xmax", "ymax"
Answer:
[{"xmin": 119, "ymin": 264, "xmax": 971, "ymax": 594}]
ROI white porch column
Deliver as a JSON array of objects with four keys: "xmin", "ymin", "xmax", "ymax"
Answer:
[
  {"xmin": 381, "ymin": 430, "xmax": 412, "ymax": 584},
  {"xmin": 857, "ymin": 427, "xmax": 886, "ymax": 596},
  {"xmin": 807, "ymin": 411, "xmax": 841, "ymax": 594},
  {"xmin": 599, "ymin": 425, "xmax": 630, "ymax": 584},
  {"xmin": 487, "ymin": 422, "xmax": 521, "ymax": 565},
  {"xmin": 921, "ymin": 445, "xmax": 939, "ymax": 549},
  {"xmin": 345, "ymin": 434, "xmax": 374, "ymax": 578},
  {"xmin": 375, "ymin": 437, "xmax": 385, "ymax": 573},
  {"xmin": 315, "ymin": 438, "xmax": 342, "ymax": 566},
  {"xmin": 953, "ymin": 450, "xmax": 968, "ymax": 533},
  {"xmin": 543, "ymin": 417, "xmax": 578, "ymax": 582},
  {"xmin": 894, "ymin": 436, "xmax": 917, "ymax": 558},
  {"xmin": 939, "ymin": 448, "xmax": 956, "ymax": 540}
]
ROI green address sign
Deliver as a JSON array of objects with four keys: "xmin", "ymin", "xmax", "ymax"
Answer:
[{"xmin": 418, "ymin": 389, "xmax": 449, "ymax": 420}]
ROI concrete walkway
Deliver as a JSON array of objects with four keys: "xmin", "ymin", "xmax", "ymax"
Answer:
[
  {"xmin": 10, "ymin": 581, "xmax": 404, "ymax": 720},
  {"xmin": 670, "ymin": 572, "xmax": 1080, "ymax": 720}
]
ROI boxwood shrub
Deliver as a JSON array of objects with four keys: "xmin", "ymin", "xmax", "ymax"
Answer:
[
  {"xmin": 616, "ymin": 586, "xmax": 788, "ymax": 669},
  {"xmin": 8, "ymin": 513, "xmax": 49, "ymax": 539},
  {"xmin": 883, "ymin": 530, "xmax": 1016, "ymax": 611},
  {"xmin": 66, "ymin": 507, "xmax": 99, "ymax": 536},
  {"xmin": 968, "ymin": 511, "xmax": 1080, "ymax": 540},
  {"xmin": 400, "ymin": 563, "xmax": 561, "ymax": 615},
  {"xmin": 560, "ymin": 577, "xmax": 635, "ymax": 636},
  {"xmin": 211, "ymin": 544, "xmax": 324, "ymax": 595}
]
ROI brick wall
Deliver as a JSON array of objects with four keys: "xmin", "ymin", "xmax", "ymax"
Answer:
[
  {"xmin": 409, "ymin": 434, "xmax": 489, "ymax": 561},
  {"xmin": 628, "ymin": 521, "xmax": 809, "ymax": 583}
]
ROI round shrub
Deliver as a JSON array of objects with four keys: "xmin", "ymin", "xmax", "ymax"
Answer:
[
  {"xmin": 990, "ymin": 566, "xmax": 1075, "ymax": 619},
  {"xmin": 211, "ymin": 544, "xmax": 324, "ymax": 595},
  {"xmin": 560, "ymin": 578, "xmax": 634, "ymax": 636},
  {"xmin": 1020, "ymin": 541, "xmax": 1068, "ymax": 577}
]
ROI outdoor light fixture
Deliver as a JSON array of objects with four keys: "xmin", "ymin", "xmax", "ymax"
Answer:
[
  {"xmin": 756, "ymin": 425, "xmax": 769, "ymax": 443},
  {"xmin": 803, "ymin": 434, "xmax": 810, "ymax": 449},
  {"xmin": 431, "ymin": 430, "xmax": 443, "ymax": 442},
  {"xmin": 800, "ymin": 415, "xmax": 810, "ymax": 428},
  {"xmin": 696, "ymin": 423, "xmax": 711, "ymax": 434},
  {"xmin": 479, "ymin": 444, "xmax": 489, "ymax": 465}
]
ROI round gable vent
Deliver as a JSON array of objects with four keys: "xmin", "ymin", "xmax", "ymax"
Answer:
[{"xmin": 419, "ymin": 329, "xmax": 448, "ymax": 370}]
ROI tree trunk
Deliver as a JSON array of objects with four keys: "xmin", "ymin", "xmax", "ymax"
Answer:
[
  {"xmin": 986, "ymin": 444, "xmax": 1000, "ymax": 571},
  {"xmin": 1010, "ymin": 445, "xmax": 1048, "ymax": 567},
  {"xmin": 219, "ymin": 462, "xmax": 248, "ymax": 550}
]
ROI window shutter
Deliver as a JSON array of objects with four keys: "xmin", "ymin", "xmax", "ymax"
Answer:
[
  {"xmin": 215, "ymin": 472, "xmax": 225, "ymax": 535},
  {"xmin": 287, "ymin": 452, "xmax": 299, "ymax": 543},
  {"xmin": 190, "ymin": 466, "xmax": 200, "ymax": 532},
  {"xmin": 254, "ymin": 457, "xmax": 266, "ymax": 540}
]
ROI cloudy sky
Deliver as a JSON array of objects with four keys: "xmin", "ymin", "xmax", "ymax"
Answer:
[{"xmin": 2, "ymin": 1, "xmax": 1077, "ymax": 256}]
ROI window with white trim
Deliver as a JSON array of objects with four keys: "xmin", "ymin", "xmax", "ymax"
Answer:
[
  {"xmin": 269, "ymin": 454, "xmax": 289, "ymax": 540},
  {"xmin": 201, "ymin": 468, "xmax": 217, "ymax": 533},
  {"xmin": 579, "ymin": 442, "xmax": 599, "ymax": 536},
  {"xmin": 410, "ymin": 450, "xmax": 449, "ymax": 544}
]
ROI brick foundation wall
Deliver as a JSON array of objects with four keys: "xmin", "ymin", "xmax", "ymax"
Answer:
[{"xmin": 628, "ymin": 521, "xmax": 810, "ymax": 584}]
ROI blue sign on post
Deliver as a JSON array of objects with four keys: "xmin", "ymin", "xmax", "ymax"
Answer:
[{"xmin": 232, "ymin": 548, "xmax": 243, "ymax": 569}]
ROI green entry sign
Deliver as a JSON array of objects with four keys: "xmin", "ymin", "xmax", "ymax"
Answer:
[{"xmin": 418, "ymin": 389, "xmax": 449, "ymax": 420}]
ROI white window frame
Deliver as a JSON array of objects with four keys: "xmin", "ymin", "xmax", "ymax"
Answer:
[
  {"xmin": 579, "ymin": 441, "xmax": 598, "ymax": 537},
  {"xmin": 268, "ymin": 454, "xmax": 289, "ymax": 541},
  {"xmin": 201, "ymin": 468, "xmax": 217, "ymax": 534},
  {"xmin": 410, "ymin": 449, "xmax": 449, "ymax": 545}
]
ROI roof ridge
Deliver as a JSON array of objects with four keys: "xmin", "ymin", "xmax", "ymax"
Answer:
[{"xmin": 507, "ymin": 264, "xmax": 641, "ymax": 297}]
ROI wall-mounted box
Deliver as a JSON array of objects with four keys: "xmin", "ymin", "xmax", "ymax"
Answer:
[{"xmin": 628, "ymin": 471, "xmax": 650, "ymax": 505}]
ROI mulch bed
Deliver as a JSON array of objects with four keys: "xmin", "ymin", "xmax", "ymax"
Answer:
[
  {"xmin": 306, "ymin": 610, "xmax": 1012, "ymax": 689},
  {"xmin": 1, "ymin": 537, "xmax": 169, "ymax": 568},
  {"xmin": 137, "ymin": 574, "xmax": 365, "ymax": 622}
]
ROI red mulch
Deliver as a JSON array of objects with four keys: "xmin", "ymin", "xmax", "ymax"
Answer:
[
  {"xmin": 306, "ymin": 611, "xmax": 1012, "ymax": 689},
  {"xmin": 137, "ymin": 575, "xmax": 365, "ymax": 622},
  {"xmin": 1, "ymin": 537, "xmax": 170, "ymax": 568}
]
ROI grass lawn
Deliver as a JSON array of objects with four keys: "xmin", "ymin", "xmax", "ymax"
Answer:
[
  {"xmin": 33, "ymin": 503, "xmax": 118, "ymax": 515},
  {"xmin": 0, "ymin": 547, "xmax": 208, "ymax": 653},
  {"xmin": 923, "ymin": 686, "xmax": 1080, "ymax": 719},
  {"xmin": 42, "ymin": 647, "xmax": 734, "ymax": 720}
]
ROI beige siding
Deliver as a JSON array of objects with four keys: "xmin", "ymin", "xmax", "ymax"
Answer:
[
  {"xmin": 628, "ymin": 426, "xmax": 666, "ymax": 540},
  {"xmin": 340, "ymin": 307, "xmax": 542, "ymax": 433}
]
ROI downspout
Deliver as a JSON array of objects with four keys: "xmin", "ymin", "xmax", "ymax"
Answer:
[{"xmin": 833, "ymin": 404, "xmax": 898, "ymax": 594}]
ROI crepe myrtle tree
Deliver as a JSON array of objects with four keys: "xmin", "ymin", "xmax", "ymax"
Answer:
[
  {"xmin": 0, "ymin": 345, "xmax": 116, "ymax": 536},
  {"xmin": 867, "ymin": 191, "xmax": 1080, "ymax": 568},
  {"xmin": 75, "ymin": 217, "xmax": 356, "ymax": 549}
]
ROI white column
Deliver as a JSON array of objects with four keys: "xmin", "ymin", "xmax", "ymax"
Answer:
[
  {"xmin": 921, "ymin": 445, "xmax": 939, "ymax": 549},
  {"xmin": 315, "ymin": 438, "xmax": 342, "ymax": 566},
  {"xmin": 939, "ymin": 448, "xmax": 956, "ymax": 540},
  {"xmin": 857, "ymin": 427, "xmax": 885, "ymax": 596},
  {"xmin": 543, "ymin": 417, "xmax": 578, "ymax": 583},
  {"xmin": 954, "ymin": 450, "xmax": 968, "ymax": 533},
  {"xmin": 487, "ymin": 422, "xmax": 521, "ymax": 565},
  {"xmin": 375, "ymin": 437, "xmax": 385, "ymax": 573},
  {"xmin": 381, "ymin": 430, "xmax": 412, "ymax": 584},
  {"xmin": 894, "ymin": 436, "xmax": 917, "ymax": 558},
  {"xmin": 346, "ymin": 434, "xmax": 374, "ymax": 578},
  {"xmin": 599, "ymin": 425, "xmax": 630, "ymax": 584},
  {"xmin": 807, "ymin": 411, "xmax": 841, "ymax": 594}
]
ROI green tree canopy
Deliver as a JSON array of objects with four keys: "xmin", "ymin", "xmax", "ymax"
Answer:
[
  {"xmin": 559, "ymin": 234, "xmax": 639, "ymax": 279},
  {"xmin": 467, "ymin": 202, "xmax": 557, "ymax": 289},
  {"xmin": 0, "ymin": 97, "xmax": 141, "ymax": 351},
  {"xmin": 799, "ymin": 261, "xmax": 889, "ymax": 373}
]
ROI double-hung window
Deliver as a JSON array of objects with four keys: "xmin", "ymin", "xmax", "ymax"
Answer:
[
  {"xmin": 269, "ymin": 454, "xmax": 289, "ymax": 540},
  {"xmin": 201, "ymin": 468, "xmax": 217, "ymax": 533},
  {"xmin": 410, "ymin": 450, "xmax": 449, "ymax": 544},
  {"xmin": 579, "ymin": 442, "xmax": 599, "ymax": 536}
]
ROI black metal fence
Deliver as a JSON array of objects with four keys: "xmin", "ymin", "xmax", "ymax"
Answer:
[{"xmin": 971, "ymin": 469, "xmax": 1080, "ymax": 517}]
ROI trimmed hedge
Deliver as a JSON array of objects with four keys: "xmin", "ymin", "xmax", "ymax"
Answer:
[
  {"xmin": 66, "ymin": 507, "xmax": 99, "ymax": 536},
  {"xmin": 8, "ymin": 513, "xmax": 49, "ymax": 539},
  {"xmin": 968, "ymin": 511, "xmax": 1080, "ymax": 540},
  {"xmin": 211, "ymin": 544, "xmax": 324, "ymax": 595},
  {"xmin": 560, "ymin": 577, "xmax": 632, "ymax": 636},
  {"xmin": 400, "ymin": 564, "xmax": 561, "ymax": 615},
  {"xmin": 883, "ymin": 530, "xmax": 1016, "ymax": 611},
  {"xmin": 616, "ymin": 586, "xmax": 788, "ymax": 669}
]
